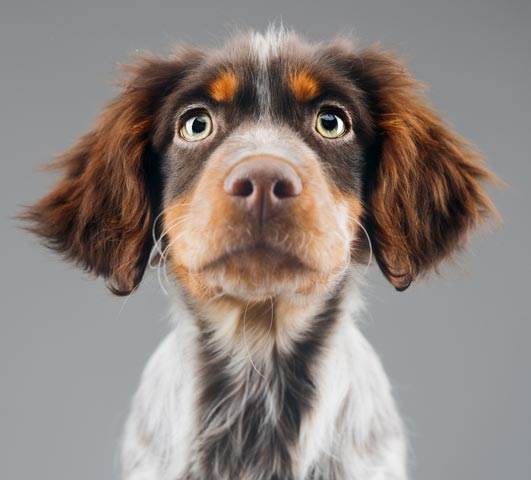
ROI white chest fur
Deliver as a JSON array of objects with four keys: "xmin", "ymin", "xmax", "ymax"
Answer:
[{"xmin": 121, "ymin": 284, "xmax": 407, "ymax": 479}]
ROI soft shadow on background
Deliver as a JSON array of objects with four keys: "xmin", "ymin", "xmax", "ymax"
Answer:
[{"xmin": 1, "ymin": 1, "xmax": 530, "ymax": 478}]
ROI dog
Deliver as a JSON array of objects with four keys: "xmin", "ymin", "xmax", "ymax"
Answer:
[{"xmin": 23, "ymin": 27, "xmax": 497, "ymax": 479}]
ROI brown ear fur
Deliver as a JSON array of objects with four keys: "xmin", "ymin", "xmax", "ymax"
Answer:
[
  {"xmin": 22, "ymin": 51, "xmax": 197, "ymax": 295},
  {"xmin": 353, "ymin": 47, "xmax": 498, "ymax": 290}
]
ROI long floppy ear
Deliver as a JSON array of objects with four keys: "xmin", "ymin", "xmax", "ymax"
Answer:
[
  {"xmin": 353, "ymin": 47, "xmax": 498, "ymax": 291},
  {"xmin": 22, "ymin": 50, "xmax": 199, "ymax": 295}
]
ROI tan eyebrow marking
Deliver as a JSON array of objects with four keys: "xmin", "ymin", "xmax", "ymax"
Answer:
[
  {"xmin": 208, "ymin": 71, "xmax": 239, "ymax": 102},
  {"xmin": 289, "ymin": 69, "xmax": 321, "ymax": 102}
]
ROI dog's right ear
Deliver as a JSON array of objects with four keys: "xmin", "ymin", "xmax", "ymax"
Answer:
[{"xmin": 21, "ymin": 48, "xmax": 202, "ymax": 295}]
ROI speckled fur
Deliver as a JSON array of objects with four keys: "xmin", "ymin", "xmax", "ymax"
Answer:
[{"xmin": 24, "ymin": 25, "xmax": 496, "ymax": 480}]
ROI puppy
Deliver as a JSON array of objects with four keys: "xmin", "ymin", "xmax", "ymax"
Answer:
[{"xmin": 24, "ymin": 28, "xmax": 497, "ymax": 479}]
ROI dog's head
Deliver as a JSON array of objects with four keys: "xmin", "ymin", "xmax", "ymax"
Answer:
[{"xmin": 24, "ymin": 30, "xmax": 497, "ymax": 301}]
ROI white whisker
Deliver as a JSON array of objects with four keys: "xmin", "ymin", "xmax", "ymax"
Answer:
[
  {"xmin": 243, "ymin": 302, "xmax": 265, "ymax": 378},
  {"xmin": 149, "ymin": 218, "xmax": 182, "ymax": 269},
  {"xmin": 151, "ymin": 209, "xmax": 168, "ymax": 256},
  {"xmin": 267, "ymin": 297, "xmax": 274, "ymax": 338},
  {"xmin": 350, "ymin": 217, "xmax": 373, "ymax": 275},
  {"xmin": 116, "ymin": 293, "xmax": 131, "ymax": 321},
  {"xmin": 157, "ymin": 229, "xmax": 190, "ymax": 295}
]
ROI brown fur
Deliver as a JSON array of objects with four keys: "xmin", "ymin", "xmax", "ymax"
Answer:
[
  {"xmin": 289, "ymin": 69, "xmax": 321, "ymax": 102},
  {"xmin": 208, "ymin": 70, "xmax": 239, "ymax": 103},
  {"xmin": 22, "ymin": 37, "xmax": 498, "ymax": 298},
  {"xmin": 19, "ymin": 33, "xmax": 499, "ymax": 480},
  {"xmin": 353, "ymin": 47, "xmax": 499, "ymax": 290},
  {"xmin": 163, "ymin": 144, "xmax": 356, "ymax": 302},
  {"xmin": 20, "ymin": 51, "xmax": 200, "ymax": 295}
]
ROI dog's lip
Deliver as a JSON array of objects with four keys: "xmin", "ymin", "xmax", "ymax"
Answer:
[{"xmin": 199, "ymin": 241, "xmax": 312, "ymax": 272}]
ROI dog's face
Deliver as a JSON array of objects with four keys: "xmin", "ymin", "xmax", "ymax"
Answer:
[
  {"xmin": 24, "ymin": 30, "xmax": 496, "ymax": 301},
  {"xmin": 156, "ymin": 35, "xmax": 373, "ymax": 301}
]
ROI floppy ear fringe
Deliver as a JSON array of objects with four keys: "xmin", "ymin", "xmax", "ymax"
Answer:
[
  {"xmin": 353, "ymin": 46, "xmax": 500, "ymax": 290},
  {"xmin": 20, "ymin": 51, "xmax": 200, "ymax": 295}
]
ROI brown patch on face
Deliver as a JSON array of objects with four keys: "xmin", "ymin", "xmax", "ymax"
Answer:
[
  {"xmin": 161, "ymin": 195, "xmax": 208, "ymax": 299},
  {"xmin": 289, "ymin": 69, "xmax": 321, "ymax": 102},
  {"xmin": 208, "ymin": 70, "xmax": 239, "ymax": 102}
]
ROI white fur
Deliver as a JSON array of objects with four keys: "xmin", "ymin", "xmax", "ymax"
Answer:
[
  {"xmin": 121, "ymin": 306, "xmax": 200, "ymax": 480},
  {"xmin": 121, "ymin": 276, "xmax": 407, "ymax": 479},
  {"xmin": 249, "ymin": 26, "xmax": 296, "ymax": 116}
]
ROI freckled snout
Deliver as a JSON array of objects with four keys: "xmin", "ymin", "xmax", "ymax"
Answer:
[{"xmin": 223, "ymin": 157, "xmax": 302, "ymax": 225}]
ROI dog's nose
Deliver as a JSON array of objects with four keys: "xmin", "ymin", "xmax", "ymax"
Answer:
[{"xmin": 224, "ymin": 157, "xmax": 302, "ymax": 224}]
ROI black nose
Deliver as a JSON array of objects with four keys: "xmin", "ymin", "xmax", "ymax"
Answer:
[{"xmin": 224, "ymin": 157, "xmax": 302, "ymax": 225}]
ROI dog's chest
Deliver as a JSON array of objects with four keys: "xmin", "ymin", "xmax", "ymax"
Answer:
[
  {"xmin": 186, "ymin": 327, "xmax": 328, "ymax": 479},
  {"xmin": 122, "ymin": 296, "xmax": 408, "ymax": 480}
]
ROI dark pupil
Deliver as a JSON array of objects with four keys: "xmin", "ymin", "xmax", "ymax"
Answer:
[
  {"xmin": 192, "ymin": 117, "xmax": 207, "ymax": 133},
  {"xmin": 320, "ymin": 114, "xmax": 338, "ymax": 131}
]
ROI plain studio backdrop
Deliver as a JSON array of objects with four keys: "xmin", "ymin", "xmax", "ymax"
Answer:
[{"xmin": 1, "ymin": 0, "xmax": 529, "ymax": 478}]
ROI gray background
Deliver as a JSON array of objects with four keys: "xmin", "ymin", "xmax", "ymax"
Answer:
[{"xmin": 1, "ymin": 0, "xmax": 530, "ymax": 478}]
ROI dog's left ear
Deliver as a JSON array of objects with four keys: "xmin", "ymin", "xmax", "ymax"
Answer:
[
  {"xmin": 352, "ymin": 47, "xmax": 498, "ymax": 291},
  {"xmin": 22, "ymin": 50, "xmax": 199, "ymax": 295}
]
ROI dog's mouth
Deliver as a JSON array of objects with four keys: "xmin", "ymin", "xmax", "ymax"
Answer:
[
  {"xmin": 162, "ymin": 198, "xmax": 359, "ymax": 300},
  {"xmin": 200, "ymin": 241, "xmax": 311, "ymax": 273},
  {"xmin": 188, "ymin": 239, "xmax": 331, "ymax": 300}
]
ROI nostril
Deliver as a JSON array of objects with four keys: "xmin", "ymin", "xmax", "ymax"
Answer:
[
  {"xmin": 272, "ymin": 177, "xmax": 302, "ymax": 199},
  {"xmin": 231, "ymin": 178, "xmax": 254, "ymax": 197},
  {"xmin": 273, "ymin": 180, "xmax": 293, "ymax": 199}
]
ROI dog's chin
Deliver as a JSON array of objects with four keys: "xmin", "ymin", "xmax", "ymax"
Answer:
[
  {"xmin": 204, "ymin": 243, "xmax": 308, "ymax": 273},
  {"xmin": 190, "ymin": 244, "xmax": 345, "ymax": 302}
]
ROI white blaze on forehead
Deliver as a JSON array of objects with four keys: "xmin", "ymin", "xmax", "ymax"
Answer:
[
  {"xmin": 249, "ymin": 26, "xmax": 293, "ymax": 117},
  {"xmin": 250, "ymin": 25, "xmax": 289, "ymax": 62}
]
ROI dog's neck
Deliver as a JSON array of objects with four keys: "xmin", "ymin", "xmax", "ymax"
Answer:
[
  {"xmin": 175, "ymin": 279, "xmax": 354, "ymax": 477},
  {"xmin": 193, "ymin": 294, "xmax": 331, "ymax": 361}
]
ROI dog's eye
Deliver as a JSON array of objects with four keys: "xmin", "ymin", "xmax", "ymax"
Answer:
[
  {"xmin": 315, "ymin": 112, "xmax": 346, "ymax": 139},
  {"xmin": 180, "ymin": 113, "xmax": 212, "ymax": 141}
]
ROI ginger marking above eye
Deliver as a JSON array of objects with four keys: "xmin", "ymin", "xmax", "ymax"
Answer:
[
  {"xmin": 289, "ymin": 69, "xmax": 321, "ymax": 102},
  {"xmin": 208, "ymin": 71, "xmax": 239, "ymax": 102}
]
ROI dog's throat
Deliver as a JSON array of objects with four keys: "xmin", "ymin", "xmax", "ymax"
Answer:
[{"xmin": 188, "ymin": 294, "xmax": 342, "ymax": 478}]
